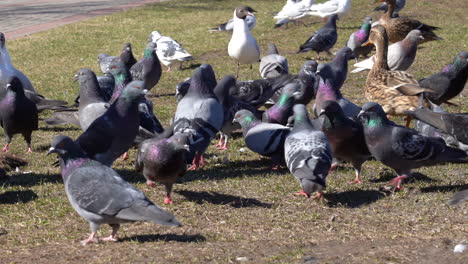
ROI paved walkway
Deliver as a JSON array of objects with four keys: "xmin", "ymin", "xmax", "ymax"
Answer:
[{"xmin": 0, "ymin": 0, "xmax": 164, "ymax": 40}]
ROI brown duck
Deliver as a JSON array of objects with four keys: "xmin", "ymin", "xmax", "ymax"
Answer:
[
  {"xmin": 363, "ymin": 25, "xmax": 434, "ymax": 126},
  {"xmin": 376, "ymin": 0, "xmax": 441, "ymax": 43}
]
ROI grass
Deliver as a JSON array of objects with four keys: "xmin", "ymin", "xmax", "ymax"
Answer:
[{"xmin": 1, "ymin": 0, "xmax": 468, "ymax": 263}]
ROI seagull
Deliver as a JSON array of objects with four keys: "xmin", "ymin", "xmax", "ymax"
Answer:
[
  {"xmin": 148, "ymin": 31, "xmax": 193, "ymax": 72},
  {"xmin": 228, "ymin": 6, "xmax": 260, "ymax": 78},
  {"xmin": 209, "ymin": 7, "xmax": 256, "ymax": 32},
  {"xmin": 273, "ymin": 0, "xmax": 315, "ymax": 28},
  {"xmin": 304, "ymin": 0, "xmax": 350, "ymax": 19}
]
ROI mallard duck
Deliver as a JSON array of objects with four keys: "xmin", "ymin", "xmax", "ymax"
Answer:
[
  {"xmin": 363, "ymin": 25, "xmax": 433, "ymax": 125},
  {"xmin": 375, "ymin": 0, "xmax": 441, "ymax": 43}
]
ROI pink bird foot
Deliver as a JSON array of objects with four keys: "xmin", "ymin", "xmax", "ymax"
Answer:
[
  {"xmin": 164, "ymin": 195, "xmax": 173, "ymax": 205},
  {"xmin": 146, "ymin": 180, "xmax": 156, "ymax": 187},
  {"xmin": 388, "ymin": 175, "xmax": 408, "ymax": 191},
  {"xmin": 294, "ymin": 190, "xmax": 310, "ymax": 198},
  {"xmin": 100, "ymin": 235, "xmax": 118, "ymax": 242},
  {"xmin": 81, "ymin": 232, "xmax": 98, "ymax": 245},
  {"xmin": 1, "ymin": 144, "xmax": 9, "ymax": 152},
  {"xmin": 121, "ymin": 152, "xmax": 129, "ymax": 161}
]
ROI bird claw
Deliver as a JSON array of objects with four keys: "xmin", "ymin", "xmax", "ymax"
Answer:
[
  {"xmin": 349, "ymin": 179, "xmax": 363, "ymax": 184},
  {"xmin": 311, "ymin": 192, "xmax": 324, "ymax": 200},
  {"xmin": 294, "ymin": 190, "xmax": 310, "ymax": 198},
  {"xmin": 164, "ymin": 196, "xmax": 173, "ymax": 205},
  {"xmin": 100, "ymin": 236, "xmax": 118, "ymax": 242},
  {"xmin": 271, "ymin": 164, "xmax": 281, "ymax": 170},
  {"xmin": 81, "ymin": 234, "xmax": 98, "ymax": 245},
  {"xmin": 121, "ymin": 152, "xmax": 129, "ymax": 161},
  {"xmin": 146, "ymin": 180, "xmax": 156, "ymax": 187},
  {"xmin": 27, "ymin": 147, "xmax": 33, "ymax": 153}
]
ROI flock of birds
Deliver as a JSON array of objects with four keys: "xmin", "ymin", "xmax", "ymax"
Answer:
[{"xmin": 0, "ymin": 0, "xmax": 467, "ymax": 245}]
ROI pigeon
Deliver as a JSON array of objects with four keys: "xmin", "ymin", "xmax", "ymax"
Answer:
[
  {"xmin": 420, "ymin": 51, "xmax": 468, "ymax": 105},
  {"xmin": 230, "ymin": 77, "xmax": 283, "ymax": 108},
  {"xmin": 304, "ymin": 0, "xmax": 350, "ymax": 19},
  {"xmin": 135, "ymin": 133, "xmax": 189, "ymax": 205},
  {"xmin": 107, "ymin": 60, "xmax": 133, "ymax": 104},
  {"xmin": 374, "ymin": 0, "xmax": 405, "ymax": 16},
  {"xmin": 175, "ymin": 77, "xmax": 191, "ymax": 103},
  {"xmin": 130, "ymin": 42, "xmax": 162, "ymax": 92},
  {"xmin": 173, "ymin": 64, "xmax": 223, "ymax": 170},
  {"xmin": 449, "ymin": 189, "xmax": 468, "ymax": 205},
  {"xmin": 233, "ymin": 109, "xmax": 290, "ymax": 169},
  {"xmin": 313, "ymin": 78, "xmax": 361, "ymax": 118},
  {"xmin": 47, "ymin": 135, "xmax": 181, "ymax": 245},
  {"xmin": 0, "ymin": 32, "xmax": 67, "ymax": 111},
  {"xmin": 75, "ymin": 81, "xmax": 146, "ymax": 166},
  {"xmin": 263, "ymin": 83, "xmax": 299, "ymax": 125},
  {"xmin": 98, "ymin": 43, "xmax": 137, "ymax": 74},
  {"xmin": 352, "ymin": 30, "xmax": 424, "ymax": 73},
  {"xmin": 273, "ymin": 0, "xmax": 314, "ymax": 28},
  {"xmin": 138, "ymin": 99, "xmax": 164, "ymax": 135},
  {"xmin": 267, "ymin": 60, "xmax": 319, "ymax": 106},
  {"xmin": 228, "ymin": 6, "xmax": 260, "ymax": 78},
  {"xmin": 75, "ymin": 68, "xmax": 108, "ymax": 131},
  {"xmin": 317, "ymin": 47, "xmax": 352, "ymax": 90},
  {"xmin": 318, "ymin": 100, "xmax": 372, "ymax": 184},
  {"xmin": 297, "ymin": 14, "xmax": 338, "ymax": 60},
  {"xmin": 259, "ymin": 44, "xmax": 289, "ymax": 79},
  {"xmin": 284, "ymin": 104, "xmax": 332, "ymax": 199},
  {"xmin": 148, "ymin": 31, "xmax": 193, "ymax": 72},
  {"xmin": 357, "ymin": 102, "xmax": 468, "ymax": 190},
  {"xmin": 405, "ymin": 107, "xmax": 468, "ymax": 145},
  {"xmin": 346, "ymin": 17, "xmax": 373, "ymax": 61},
  {"xmin": 213, "ymin": 75, "xmax": 262, "ymax": 150},
  {"xmin": 0, "ymin": 76, "xmax": 38, "ymax": 152},
  {"xmin": 209, "ymin": 7, "xmax": 256, "ymax": 32}
]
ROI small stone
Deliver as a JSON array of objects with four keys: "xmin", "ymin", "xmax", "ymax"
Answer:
[
  {"xmin": 236, "ymin": 257, "xmax": 248, "ymax": 262},
  {"xmin": 454, "ymin": 244, "xmax": 467, "ymax": 253},
  {"xmin": 239, "ymin": 148, "xmax": 246, "ymax": 153}
]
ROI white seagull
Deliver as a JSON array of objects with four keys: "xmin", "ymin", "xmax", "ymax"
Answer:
[
  {"xmin": 209, "ymin": 6, "xmax": 256, "ymax": 32},
  {"xmin": 304, "ymin": 0, "xmax": 350, "ymax": 19},
  {"xmin": 148, "ymin": 31, "xmax": 193, "ymax": 72},
  {"xmin": 274, "ymin": 0, "xmax": 315, "ymax": 28},
  {"xmin": 228, "ymin": 6, "xmax": 260, "ymax": 78}
]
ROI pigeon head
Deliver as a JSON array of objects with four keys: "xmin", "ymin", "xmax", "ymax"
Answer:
[
  {"xmin": 291, "ymin": 104, "xmax": 315, "ymax": 131},
  {"xmin": 74, "ymin": 68, "xmax": 96, "ymax": 83},
  {"xmin": 363, "ymin": 16, "xmax": 373, "ymax": 24},
  {"xmin": 107, "ymin": 60, "xmax": 126, "ymax": 75},
  {"xmin": 5, "ymin": 76, "xmax": 25, "ymax": 96},
  {"xmin": 148, "ymin": 31, "xmax": 162, "ymax": 43},
  {"xmin": 358, "ymin": 102, "xmax": 388, "ymax": 127},
  {"xmin": 453, "ymin": 51, "xmax": 468, "ymax": 69},
  {"xmin": 120, "ymin": 81, "xmax": 147, "ymax": 103},
  {"xmin": 143, "ymin": 42, "xmax": 157, "ymax": 58},
  {"xmin": 362, "ymin": 25, "xmax": 388, "ymax": 48},
  {"xmin": 188, "ymin": 64, "xmax": 217, "ymax": 96},
  {"xmin": 175, "ymin": 77, "xmax": 191, "ymax": 102},
  {"xmin": 318, "ymin": 100, "xmax": 346, "ymax": 129},
  {"xmin": 327, "ymin": 14, "xmax": 339, "ymax": 24},
  {"xmin": 235, "ymin": 6, "xmax": 256, "ymax": 19},
  {"xmin": 0, "ymin": 32, "xmax": 6, "ymax": 49},
  {"xmin": 335, "ymin": 47, "xmax": 353, "ymax": 61},
  {"xmin": 233, "ymin": 109, "xmax": 257, "ymax": 127},
  {"xmin": 405, "ymin": 30, "xmax": 424, "ymax": 43},
  {"xmin": 301, "ymin": 60, "xmax": 318, "ymax": 75},
  {"xmin": 47, "ymin": 135, "xmax": 86, "ymax": 160},
  {"xmin": 122, "ymin": 42, "xmax": 132, "ymax": 52},
  {"xmin": 170, "ymin": 133, "xmax": 190, "ymax": 152},
  {"xmin": 267, "ymin": 44, "xmax": 279, "ymax": 55}
]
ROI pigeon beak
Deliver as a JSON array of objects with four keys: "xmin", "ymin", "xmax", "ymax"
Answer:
[
  {"xmin": 418, "ymin": 35, "xmax": 424, "ymax": 40},
  {"xmin": 318, "ymin": 109, "xmax": 326, "ymax": 116},
  {"xmin": 47, "ymin": 147, "xmax": 56, "ymax": 156},
  {"xmin": 183, "ymin": 144, "xmax": 190, "ymax": 152},
  {"xmin": 142, "ymin": 89, "xmax": 148, "ymax": 95},
  {"xmin": 361, "ymin": 39, "xmax": 374, "ymax": 47},
  {"xmin": 6, "ymin": 83, "xmax": 11, "ymax": 89},
  {"xmin": 73, "ymin": 74, "xmax": 79, "ymax": 81}
]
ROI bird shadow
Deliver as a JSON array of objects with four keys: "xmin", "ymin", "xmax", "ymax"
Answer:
[
  {"xmin": 0, "ymin": 190, "xmax": 38, "ymax": 204},
  {"xmin": 3, "ymin": 172, "xmax": 62, "ymax": 187},
  {"xmin": 369, "ymin": 171, "xmax": 437, "ymax": 184},
  {"xmin": 120, "ymin": 233, "xmax": 206, "ymax": 243},
  {"xmin": 420, "ymin": 184, "xmax": 468, "ymax": 193},
  {"xmin": 39, "ymin": 126, "xmax": 80, "ymax": 132},
  {"xmin": 182, "ymin": 63, "xmax": 202, "ymax": 70},
  {"xmin": 325, "ymin": 189, "xmax": 390, "ymax": 208},
  {"xmin": 115, "ymin": 169, "xmax": 146, "ymax": 184},
  {"xmin": 176, "ymin": 190, "xmax": 272, "ymax": 208}
]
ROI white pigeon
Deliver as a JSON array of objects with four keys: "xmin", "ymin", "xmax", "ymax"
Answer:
[
  {"xmin": 209, "ymin": 6, "xmax": 256, "ymax": 32},
  {"xmin": 273, "ymin": 0, "xmax": 315, "ymax": 28},
  {"xmin": 351, "ymin": 30, "xmax": 424, "ymax": 73},
  {"xmin": 305, "ymin": 0, "xmax": 350, "ymax": 19},
  {"xmin": 228, "ymin": 6, "xmax": 260, "ymax": 78},
  {"xmin": 148, "ymin": 31, "xmax": 193, "ymax": 72}
]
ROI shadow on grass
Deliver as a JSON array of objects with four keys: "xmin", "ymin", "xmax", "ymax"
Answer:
[
  {"xmin": 39, "ymin": 126, "xmax": 80, "ymax": 132},
  {"xmin": 0, "ymin": 190, "xmax": 38, "ymax": 204},
  {"xmin": 176, "ymin": 190, "xmax": 272, "ymax": 208},
  {"xmin": 369, "ymin": 171, "xmax": 437, "ymax": 184},
  {"xmin": 325, "ymin": 189, "xmax": 390, "ymax": 208},
  {"xmin": 420, "ymin": 184, "xmax": 468, "ymax": 193},
  {"xmin": 121, "ymin": 233, "xmax": 206, "ymax": 243},
  {"xmin": 4, "ymin": 173, "xmax": 62, "ymax": 187}
]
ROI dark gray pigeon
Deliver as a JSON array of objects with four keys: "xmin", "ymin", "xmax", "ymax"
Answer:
[
  {"xmin": 75, "ymin": 81, "xmax": 146, "ymax": 166},
  {"xmin": 297, "ymin": 14, "xmax": 338, "ymax": 60},
  {"xmin": 262, "ymin": 82, "xmax": 299, "ymax": 125},
  {"xmin": 48, "ymin": 135, "xmax": 181, "ymax": 245},
  {"xmin": 421, "ymin": 51, "xmax": 468, "ymax": 105},
  {"xmin": 173, "ymin": 64, "xmax": 223, "ymax": 170},
  {"xmin": 318, "ymin": 100, "xmax": 372, "ymax": 184},
  {"xmin": 358, "ymin": 102, "xmax": 468, "ymax": 190},
  {"xmin": 233, "ymin": 109, "xmax": 290, "ymax": 169},
  {"xmin": 317, "ymin": 47, "xmax": 353, "ymax": 91},
  {"xmin": 130, "ymin": 42, "xmax": 162, "ymax": 92},
  {"xmin": 259, "ymin": 44, "xmax": 289, "ymax": 79},
  {"xmin": 135, "ymin": 133, "xmax": 189, "ymax": 205},
  {"xmin": 213, "ymin": 75, "xmax": 262, "ymax": 150},
  {"xmin": 313, "ymin": 78, "xmax": 361, "ymax": 118},
  {"xmin": 98, "ymin": 43, "xmax": 137, "ymax": 74},
  {"xmin": 284, "ymin": 104, "xmax": 332, "ymax": 199},
  {"xmin": 449, "ymin": 189, "xmax": 468, "ymax": 205},
  {"xmin": 0, "ymin": 76, "xmax": 38, "ymax": 152},
  {"xmin": 346, "ymin": 17, "xmax": 373, "ymax": 61}
]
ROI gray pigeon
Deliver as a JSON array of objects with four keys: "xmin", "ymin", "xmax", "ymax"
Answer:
[
  {"xmin": 213, "ymin": 75, "xmax": 262, "ymax": 150},
  {"xmin": 98, "ymin": 43, "xmax": 137, "ymax": 74},
  {"xmin": 352, "ymin": 30, "xmax": 424, "ymax": 73},
  {"xmin": 262, "ymin": 82, "xmax": 299, "ymax": 125},
  {"xmin": 175, "ymin": 77, "xmax": 191, "ymax": 103},
  {"xmin": 130, "ymin": 42, "xmax": 162, "ymax": 92},
  {"xmin": 313, "ymin": 78, "xmax": 361, "ymax": 118},
  {"xmin": 0, "ymin": 76, "xmax": 38, "ymax": 152},
  {"xmin": 75, "ymin": 81, "xmax": 146, "ymax": 166},
  {"xmin": 47, "ymin": 135, "xmax": 181, "ymax": 245},
  {"xmin": 358, "ymin": 102, "xmax": 468, "ymax": 190},
  {"xmin": 318, "ymin": 100, "xmax": 372, "ymax": 184},
  {"xmin": 297, "ymin": 14, "xmax": 338, "ymax": 60},
  {"xmin": 259, "ymin": 44, "xmax": 289, "ymax": 79},
  {"xmin": 173, "ymin": 64, "xmax": 223, "ymax": 170},
  {"xmin": 346, "ymin": 17, "xmax": 373, "ymax": 61},
  {"xmin": 449, "ymin": 189, "xmax": 468, "ymax": 205},
  {"xmin": 233, "ymin": 109, "xmax": 290, "ymax": 169},
  {"xmin": 317, "ymin": 47, "xmax": 353, "ymax": 90},
  {"xmin": 135, "ymin": 133, "xmax": 189, "ymax": 205},
  {"xmin": 284, "ymin": 104, "xmax": 332, "ymax": 199}
]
